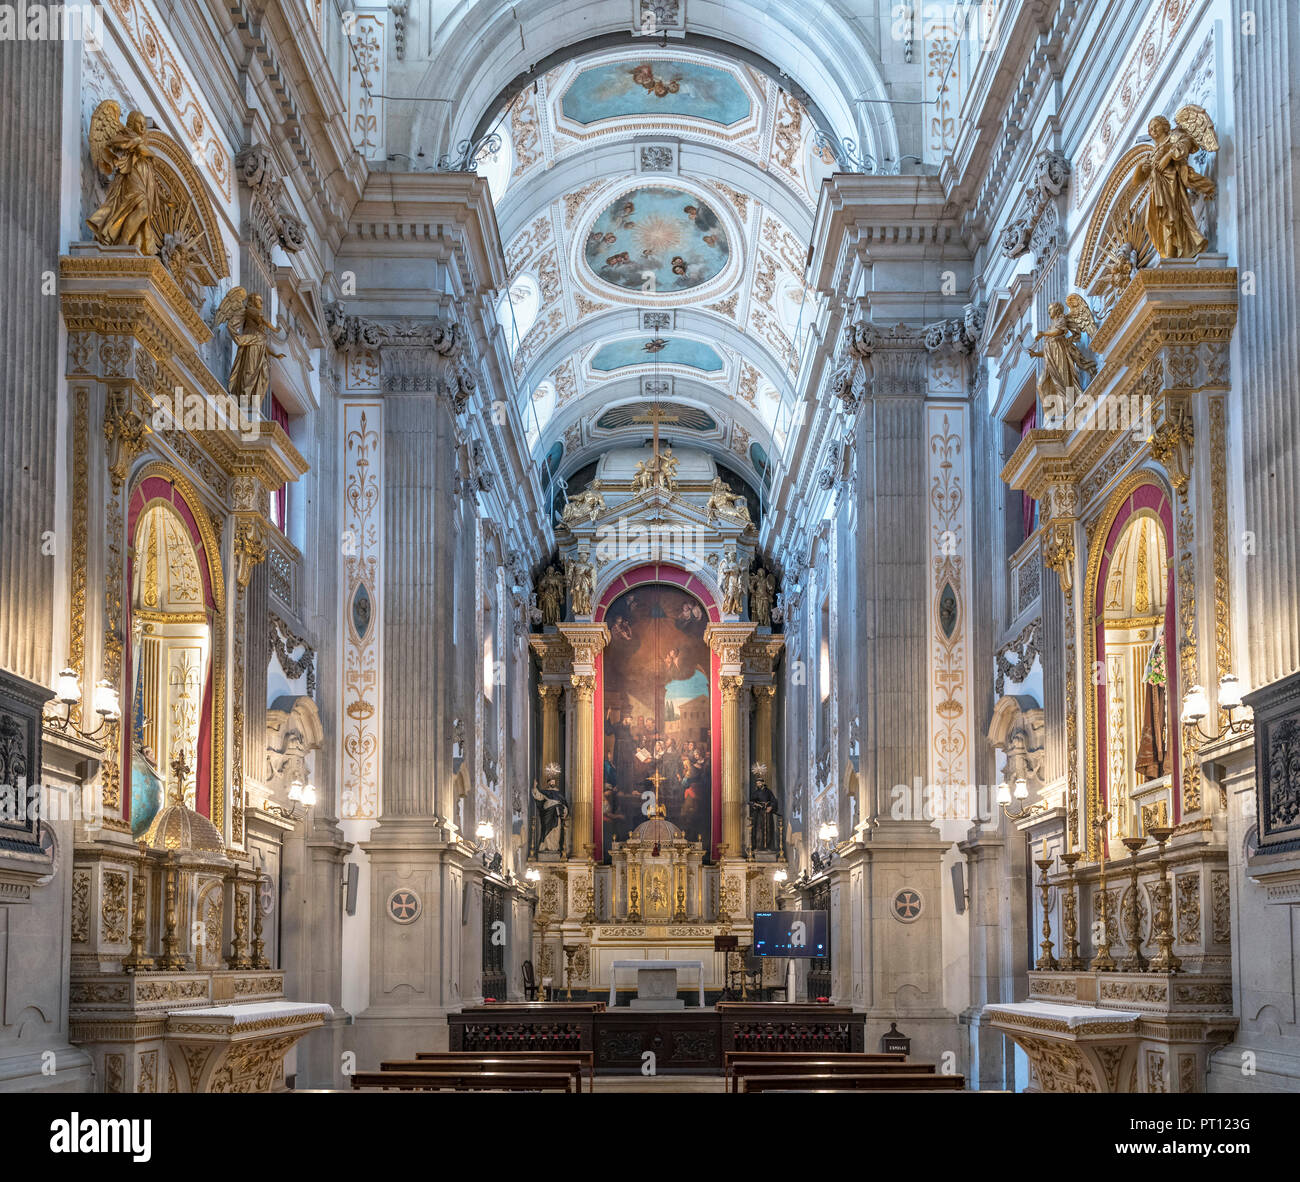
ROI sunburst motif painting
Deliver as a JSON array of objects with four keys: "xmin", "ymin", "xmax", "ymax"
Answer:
[{"xmin": 584, "ymin": 186, "xmax": 729, "ymax": 292}]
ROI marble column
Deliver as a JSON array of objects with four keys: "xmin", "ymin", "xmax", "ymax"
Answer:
[
  {"xmin": 0, "ymin": 36, "xmax": 60, "ymax": 687},
  {"xmin": 378, "ymin": 393, "xmax": 454, "ymax": 822},
  {"xmin": 538, "ymin": 683, "xmax": 562, "ymax": 775},
  {"xmin": 557, "ymin": 623, "xmax": 608, "ymax": 857},
  {"xmin": 752, "ymin": 684, "xmax": 775, "ymax": 774},
  {"xmin": 1234, "ymin": 0, "xmax": 1300, "ymax": 688},
  {"xmin": 705, "ymin": 623, "xmax": 755, "ymax": 857}
]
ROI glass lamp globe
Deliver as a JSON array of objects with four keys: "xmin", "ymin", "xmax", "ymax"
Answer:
[
  {"xmin": 55, "ymin": 667, "xmax": 81, "ymax": 705},
  {"xmin": 301, "ymin": 783, "xmax": 318, "ymax": 807},
  {"xmin": 1013, "ymin": 777, "xmax": 1028, "ymax": 800},
  {"xmin": 92, "ymin": 679, "xmax": 120, "ymax": 719},
  {"xmin": 1218, "ymin": 673, "xmax": 1244, "ymax": 711},
  {"xmin": 1182, "ymin": 684, "xmax": 1210, "ymax": 723},
  {"xmin": 996, "ymin": 782, "xmax": 1012, "ymax": 806}
]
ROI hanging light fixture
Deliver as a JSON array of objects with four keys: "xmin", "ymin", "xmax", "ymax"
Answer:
[{"xmin": 1182, "ymin": 673, "xmax": 1252, "ymax": 741}]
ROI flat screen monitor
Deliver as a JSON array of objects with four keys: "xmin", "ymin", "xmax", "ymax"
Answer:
[{"xmin": 752, "ymin": 910, "xmax": 828, "ymax": 958}]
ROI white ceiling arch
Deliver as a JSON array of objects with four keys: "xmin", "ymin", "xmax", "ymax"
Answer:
[
  {"xmin": 405, "ymin": 3, "xmax": 898, "ymax": 173},
  {"xmin": 476, "ymin": 41, "xmax": 838, "ymax": 476}
]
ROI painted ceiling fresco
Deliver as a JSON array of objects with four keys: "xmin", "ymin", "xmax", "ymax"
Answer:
[
  {"xmin": 561, "ymin": 59, "xmax": 752, "ymax": 126},
  {"xmin": 583, "ymin": 187, "xmax": 729, "ymax": 293},
  {"xmin": 596, "ymin": 403, "xmax": 718, "ymax": 432},
  {"xmin": 590, "ymin": 337, "xmax": 725, "ymax": 373},
  {"xmin": 489, "ymin": 46, "xmax": 830, "ymax": 476}
]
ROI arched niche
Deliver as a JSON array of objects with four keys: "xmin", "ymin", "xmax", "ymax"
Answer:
[
  {"xmin": 125, "ymin": 466, "xmax": 226, "ymax": 837},
  {"xmin": 1083, "ymin": 474, "xmax": 1179, "ymax": 855},
  {"xmin": 264, "ymin": 696, "xmax": 324, "ymax": 798}
]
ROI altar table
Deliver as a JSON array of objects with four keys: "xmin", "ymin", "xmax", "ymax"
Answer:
[{"xmin": 608, "ymin": 959, "xmax": 706, "ymax": 1008}]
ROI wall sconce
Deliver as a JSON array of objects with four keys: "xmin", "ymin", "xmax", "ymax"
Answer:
[
  {"xmin": 1182, "ymin": 674, "xmax": 1252, "ymax": 742},
  {"xmin": 475, "ymin": 819, "xmax": 495, "ymax": 844},
  {"xmin": 816, "ymin": 821, "xmax": 839, "ymax": 843},
  {"xmin": 47, "ymin": 667, "xmax": 119, "ymax": 741},
  {"xmin": 266, "ymin": 779, "xmax": 317, "ymax": 823},
  {"xmin": 773, "ymin": 869, "xmax": 788, "ymax": 884},
  {"xmin": 524, "ymin": 867, "xmax": 541, "ymax": 884},
  {"xmin": 996, "ymin": 778, "xmax": 1048, "ymax": 821}
]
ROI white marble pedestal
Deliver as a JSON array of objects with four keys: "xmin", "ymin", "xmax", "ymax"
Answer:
[{"xmin": 629, "ymin": 967, "xmax": 684, "ymax": 1010}]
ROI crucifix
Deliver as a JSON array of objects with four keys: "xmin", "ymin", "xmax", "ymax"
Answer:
[
  {"xmin": 646, "ymin": 766, "xmax": 666, "ymax": 813},
  {"xmin": 632, "ymin": 401, "xmax": 679, "ymax": 461}
]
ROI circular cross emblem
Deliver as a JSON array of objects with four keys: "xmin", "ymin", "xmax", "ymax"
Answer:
[
  {"xmin": 892, "ymin": 887, "xmax": 923, "ymax": 923},
  {"xmin": 259, "ymin": 875, "xmax": 275, "ymax": 915},
  {"xmin": 387, "ymin": 887, "xmax": 422, "ymax": 925}
]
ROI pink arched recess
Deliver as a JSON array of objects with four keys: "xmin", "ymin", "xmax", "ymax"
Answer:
[
  {"xmin": 1092, "ymin": 480, "xmax": 1180, "ymax": 844},
  {"xmin": 593, "ymin": 564, "xmax": 722, "ymax": 860},
  {"xmin": 126, "ymin": 476, "xmax": 220, "ymax": 820}
]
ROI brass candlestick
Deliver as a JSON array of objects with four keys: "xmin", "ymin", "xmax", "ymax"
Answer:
[
  {"xmin": 158, "ymin": 852, "xmax": 187, "ymax": 970},
  {"xmin": 563, "ymin": 944, "xmax": 577, "ymax": 1001},
  {"xmin": 1146, "ymin": 826, "xmax": 1183, "ymax": 974},
  {"xmin": 121, "ymin": 847, "xmax": 154, "ymax": 974},
  {"xmin": 583, "ymin": 857, "xmax": 597, "ymax": 924},
  {"xmin": 1034, "ymin": 856, "xmax": 1059, "ymax": 970},
  {"xmin": 1058, "ymin": 851, "xmax": 1084, "ymax": 969},
  {"xmin": 1120, "ymin": 836, "xmax": 1149, "ymax": 971},
  {"xmin": 1090, "ymin": 812, "xmax": 1117, "ymax": 971},
  {"xmin": 226, "ymin": 878, "xmax": 252, "ymax": 970},
  {"xmin": 251, "ymin": 874, "xmax": 270, "ymax": 970}
]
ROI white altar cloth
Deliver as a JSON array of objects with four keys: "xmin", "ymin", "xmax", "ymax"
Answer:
[{"xmin": 608, "ymin": 959, "xmax": 705, "ymax": 1008}]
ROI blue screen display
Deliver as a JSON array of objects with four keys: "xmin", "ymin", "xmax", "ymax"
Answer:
[{"xmin": 752, "ymin": 910, "xmax": 828, "ymax": 958}]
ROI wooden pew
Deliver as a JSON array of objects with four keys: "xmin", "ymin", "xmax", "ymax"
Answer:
[
  {"xmin": 739, "ymin": 1072, "xmax": 965, "ymax": 1093},
  {"xmin": 730, "ymin": 1058, "xmax": 933, "ymax": 1094},
  {"xmin": 382, "ymin": 1054, "xmax": 590, "ymax": 1092},
  {"xmin": 723, "ymin": 1050, "xmax": 904, "ymax": 1089},
  {"xmin": 351, "ymin": 1069, "xmax": 577, "ymax": 1093}
]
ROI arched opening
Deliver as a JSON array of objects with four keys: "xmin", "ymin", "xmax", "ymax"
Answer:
[
  {"xmin": 1087, "ymin": 478, "xmax": 1179, "ymax": 852},
  {"xmin": 125, "ymin": 472, "xmax": 225, "ymax": 836}
]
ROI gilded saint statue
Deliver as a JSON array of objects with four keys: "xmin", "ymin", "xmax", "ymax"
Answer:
[
  {"xmin": 658, "ymin": 446, "xmax": 680, "ymax": 490},
  {"xmin": 565, "ymin": 549, "xmax": 595, "ymax": 617},
  {"xmin": 720, "ymin": 546, "xmax": 744, "ymax": 616},
  {"xmin": 1128, "ymin": 105, "xmax": 1218, "ymax": 260},
  {"xmin": 1028, "ymin": 294, "xmax": 1098, "ymax": 414},
  {"xmin": 213, "ymin": 287, "xmax": 285, "ymax": 406},
  {"xmin": 537, "ymin": 564, "xmax": 565, "ymax": 626},
  {"xmin": 87, "ymin": 102, "xmax": 161, "ymax": 256},
  {"xmin": 560, "ymin": 478, "xmax": 606, "ymax": 525},
  {"xmin": 630, "ymin": 454, "xmax": 659, "ymax": 494},
  {"xmin": 706, "ymin": 476, "xmax": 750, "ymax": 525},
  {"xmin": 749, "ymin": 565, "xmax": 774, "ymax": 627}
]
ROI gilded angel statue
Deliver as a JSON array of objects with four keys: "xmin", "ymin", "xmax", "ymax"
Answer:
[
  {"xmin": 1029, "ymin": 293, "xmax": 1098, "ymax": 414},
  {"xmin": 213, "ymin": 287, "xmax": 284, "ymax": 406},
  {"xmin": 87, "ymin": 101, "xmax": 160, "ymax": 256},
  {"xmin": 1128, "ymin": 105, "xmax": 1218, "ymax": 260}
]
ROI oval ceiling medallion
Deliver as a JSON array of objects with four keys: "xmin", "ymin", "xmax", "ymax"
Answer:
[{"xmin": 583, "ymin": 186, "xmax": 729, "ymax": 293}]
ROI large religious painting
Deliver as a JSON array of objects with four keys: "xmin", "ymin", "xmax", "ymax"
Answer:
[{"xmin": 601, "ymin": 585, "xmax": 712, "ymax": 858}]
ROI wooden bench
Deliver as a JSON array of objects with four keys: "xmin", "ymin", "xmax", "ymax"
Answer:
[
  {"xmin": 383, "ymin": 1053, "xmax": 591, "ymax": 1092},
  {"xmin": 730, "ymin": 1058, "xmax": 933, "ymax": 1093},
  {"xmin": 351, "ymin": 1070, "xmax": 577, "ymax": 1093},
  {"xmin": 723, "ymin": 1050, "xmax": 903, "ymax": 1089},
  {"xmin": 738, "ymin": 1072, "xmax": 965, "ymax": 1093}
]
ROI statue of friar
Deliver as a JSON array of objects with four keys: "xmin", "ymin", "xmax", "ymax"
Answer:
[
  {"xmin": 530, "ymin": 763, "xmax": 568, "ymax": 857},
  {"xmin": 748, "ymin": 763, "xmax": 780, "ymax": 853}
]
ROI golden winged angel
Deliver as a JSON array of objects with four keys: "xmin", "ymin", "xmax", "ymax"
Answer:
[
  {"xmin": 86, "ymin": 101, "xmax": 160, "ymax": 256},
  {"xmin": 213, "ymin": 287, "xmax": 284, "ymax": 406},
  {"xmin": 1128, "ymin": 105, "xmax": 1219, "ymax": 259},
  {"xmin": 1029, "ymin": 293, "xmax": 1098, "ymax": 412}
]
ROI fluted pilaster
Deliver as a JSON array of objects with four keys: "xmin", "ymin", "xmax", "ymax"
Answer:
[
  {"xmin": 380, "ymin": 395, "xmax": 453, "ymax": 819},
  {"xmin": 857, "ymin": 395, "xmax": 929, "ymax": 814},
  {"xmin": 0, "ymin": 38, "xmax": 61, "ymax": 684},
  {"xmin": 1234, "ymin": 0, "xmax": 1300, "ymax": 686}
]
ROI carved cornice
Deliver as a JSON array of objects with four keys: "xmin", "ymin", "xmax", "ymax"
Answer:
[{"xmin": 556, "ymin": 623, "xmax": 609, "ymax": 670}]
